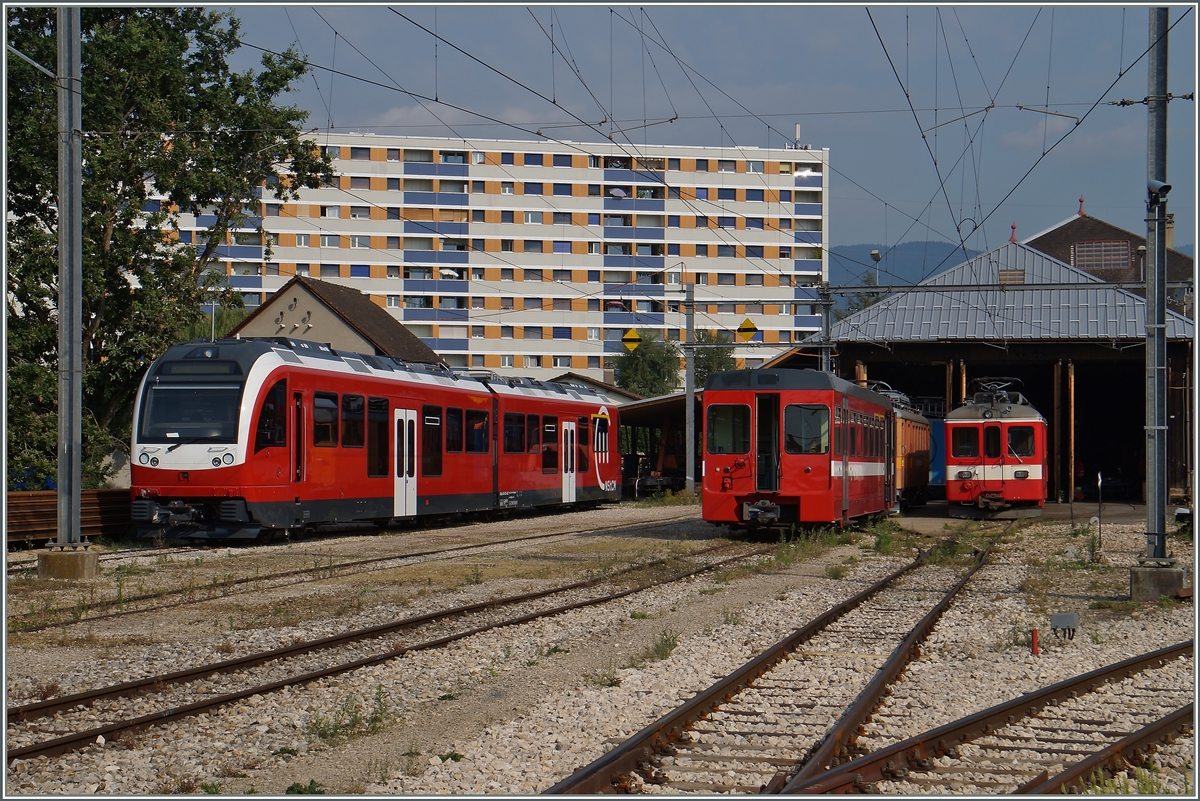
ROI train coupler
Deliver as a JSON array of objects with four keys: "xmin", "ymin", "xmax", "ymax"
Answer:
[{"xmin": 742, "ymin": 499, "xmax": 781, "ymax": 524}]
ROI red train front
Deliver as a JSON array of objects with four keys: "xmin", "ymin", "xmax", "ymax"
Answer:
[
  {"xmin": 944, "ymin": 379, "xmax": 1048, "ymax": 518},
  {"xmin": 702, "ymin": 369, "xmax": 902, "ymax": 529},
  {"xmin": 129, "ymin": 338, "xmax": 620, "ymax": 540}
]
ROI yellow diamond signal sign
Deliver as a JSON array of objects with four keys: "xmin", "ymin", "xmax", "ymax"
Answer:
[
  {"xmin": 737, "ymin": 318, "xmax": 758, "ymax": 342},
  {"xmin": 622, "ymin": 328, "xmax": 642, "ymax": 351}
]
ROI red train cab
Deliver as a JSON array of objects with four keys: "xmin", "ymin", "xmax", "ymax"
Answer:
[{"xmin": 944, "ymin": 379, "xmax": 1048, "ymax": 518}]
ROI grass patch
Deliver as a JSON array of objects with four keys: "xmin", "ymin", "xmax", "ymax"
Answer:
[
  {"xmin": 439, "ymin": 750, "xmax": 464, "ymax": 763},
  {"xmin": 630, "ymin": 610, "xmax": 652, "ymax": 620},
  {"xmin": 721, "ymin": 606, "xmax": 742, "ymax": 626},
  {"xmin": 285, "ymin": 780, "xmax": 326, "ymax": 794},
  {"xmin": 587, "ymin": 662, "xmax": 621, "ymax": 687},
  {"xmin": 824, "ymin": 564, "xmax": 846, "ymax": 580},
  {"xmin": 632, "ymin": 489, "xmax": 700, "ymax": 507},
  {"xmin": 1089, "ymin": 599, "xmax": 1138, "ymax": 612},
  {"xmin": 304, "ymin": 685, "xmax": 389, "ymax": 746}
]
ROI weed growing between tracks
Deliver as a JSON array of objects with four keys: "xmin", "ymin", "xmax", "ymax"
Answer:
[
  {"xmin": 1079, "ymin": 762, "xmax": 1192, "ymax": 795},
  {"xmin": 304, "ymin": 684, "xmax": 391, "ymax": 747}
]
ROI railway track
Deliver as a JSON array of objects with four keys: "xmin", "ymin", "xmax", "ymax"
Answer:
[
  {"xmin": 6, "ymin": 541, "xmax": 769, "ymax": 764},
  {"xmin": 547, "ymin": 541, "xmax": 992, "ymax": 794},
  {"xmin": 785, "ymin": 641, "xmax": 1193, "ymax": 794},
  {"xmin": 6, "ymin": 545, "xmax": 206, "ymax": 576},
  {"xmin": 6, "ymin": 512, "xmax": 700, "ymax": 634}
]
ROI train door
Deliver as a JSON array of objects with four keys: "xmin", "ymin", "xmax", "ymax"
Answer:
[
  {"xmin": 841, "ymin": 399, "xmax": 850, "ymax": 516},
  {"xmin": 885, "ymin": 412, "xmax": 896, "ymax": 511},
  {"xmin": 393, "ymin": 408, "xmax": 417, "ymax": 517},
  {"xmin": 983, "ymin": 423, "xmax": 1003, "ymax": 486},
  {"xmin": 561, "ymin": 420, "xmax": 577, "ymax": 503},
  {"xmin": 755, "ymin": 394, "xmax": 780, "ymax": 492},
  {"xmin": 293, "ymin": 392, "xmax": 305, "ymax": 483}
]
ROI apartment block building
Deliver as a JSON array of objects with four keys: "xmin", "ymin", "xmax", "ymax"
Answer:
[{"xmin": 178, "ymin": 134, "xmax": 829, "ymax": 382}]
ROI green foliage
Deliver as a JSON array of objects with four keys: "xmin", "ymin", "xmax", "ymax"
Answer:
[
  {"xmin": 692, "ymin": 329, "xmax": 736, "ymax": 389},
  {"xmin": 180, "ymin": 306, "xmax": 249, "ymax": 343},
  {"xmin": 5, "ymin": 8, "xmax": 333, "ymax": 488},
  {"xmin": 612, "ymin": 330, "xmax": 681, "ymax": 398},
  {"xmin": 834, "ymin": 271, "xmax": 883, "ymax": 321},
  {"xmin": 285, "ymin": 780, "xmax": 325, "ymax": 794}
]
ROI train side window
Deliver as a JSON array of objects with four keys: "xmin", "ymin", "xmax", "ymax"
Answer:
[
  {"xmin": 593, "ymin": 416, "xmax": 609, "ymax": 457},
  {"xmin": 446, "ymin": 407, "xmax": 464, "ymax": 453},
  {"xmin": 577, "ymin": 416, "xmax": 589, "ymax": 472},
  {"xmin": 313, "ymin": 392, "xmax": 339, "ymax": 447},
  {"xmin": 254, "ymin": 379, "xmax": 287, "ymax": 452},
  {"xmin": 849, "ymin": 425, "xmax": 858, "ymax": 457},
  {"xmin": 504, "ymin": 413, "xmax": 525, "ymax": 453},
  {"xmin": 465, "ymin": 409, "xmax": 489, "ymax": 453},
  {"xmin": 833, "ymin": 407, "xmax": 842, "ymax": 455},
  {"xmin": 984, "ymin": 425, "xmax": 1001, "ymax": 459},
  {"xmin": 542, "ymin": 416, "xmax": 559, "ymax": 471},
  {"xmin": 422, "ymin": 405, "xmax": 443, "ymax": 476},
  {"xmin": 366, "ymin": 397, "xmax": 389, "ymax": 477},
  {"xmin": 342, "ymin": 394, "xmax": 365, "ymax": 448},
  {"xmin": 706, "ymin": 404, "xmax": 750, "ymax": 454},
  {"xmin": 526, "ymin": 414, "xmax": 540, "ymax": 454},
  {"xmin": 951, "ymin": 427, "xmax": 979, "ymax": 458},
  {"xmin": 784, "ymin": 404, "xmax": 829, "ymax": 454},
  {"xmin": 1008, "ymin": 426, "xmax": 1035, "ymax": 458}
]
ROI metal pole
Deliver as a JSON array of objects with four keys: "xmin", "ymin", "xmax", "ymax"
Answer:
[
  {"xmin": 684, "ymin": 282, "xmax": 695, "ymax": 495},
  {"xmin": 1145, "ymin": 6, "xmax": 1169, "ymax": 561},
  {"xmin": 818, "ymin": 281, "xmax": 832, "ymax": 373},
  {"xmin": 55, "ymin": 5, "xmax": 83, "ymax": 549}
]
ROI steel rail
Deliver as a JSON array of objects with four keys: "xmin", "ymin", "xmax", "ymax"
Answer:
[
  {"xmin": 8, "ymin": 539, "xmax": 743, "ymax": 722},
  {"xmin": 7, "ymin": 512, "xmax": 700, "ymax": 633},
  {"xmin": 543, "ymin": 547, "xmax": 937, "ymax": 794},
  {"xmin": 784, "ymin": 639, "xmax": 1193, "ymax": 794},
  {"xmin": 6, "ymin": 544, "xmax": 767, "ymax": 764},
  {"xmin": 776, "ymin": 543, "xmax": 993, "ymax": 791},
  {"xmin": 1015, "ymin": 703, "xmax": 1193, "ymax": 794}
]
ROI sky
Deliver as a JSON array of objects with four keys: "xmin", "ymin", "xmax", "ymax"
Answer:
[{"xmin": 227, "ymin": 4, "xmax": 1197, "ymax": 275}]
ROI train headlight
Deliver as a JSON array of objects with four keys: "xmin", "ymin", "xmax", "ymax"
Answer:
[
  {"xmin": 982, "ymin": 410, "xmax": 993, "ymax": 419},
  {"xmin": 222, "ymin": 453, "xmax": 234, "ymax": 465},
  {"xmin": 212, "ymin": 457, "xmax": 222, "ymax": 467},
  {"xmin": 149, "ymin": 457, "xmax": 159, "ymax": 467},
  {"xmin": 1014, "ymin": 470, "xmax": 1029, "ymax": 479},
  {"xmin": 956, "ymin": 470, "xmax": 973, "ymax": 480},
  {"xmin": 139, "ymin": 453, "xmax": 150, "ymax": 465}
]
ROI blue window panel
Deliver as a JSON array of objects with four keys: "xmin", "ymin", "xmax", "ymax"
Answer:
[
  {"xmin": 587, "ymin": 213, "xmax": 600, "ymax": 226},
  {"xmin": 603, "ymin": 168, "xmax": 663, "ymax": 184},
  {"xmin": 717, "ymin": 217, "xmax": 735, "ymax": 229},
  {"xmin": 229, "ymin": 275, "xmax": 263, "ymax": 288},
  {"xmin": 746, "ymin": 218, "xmax": 764, "ymax": 230},
  {"xmin": 404, "ymin": 221, "xmax": 470, "ymax": 236},
  {"xmin": 793, "ymin": 259, "xmax": 823, "ymax": 274},
  {"xmin": 553, "ymin": 183, "xmax": 572, "ymax": 196},
  {"xmin": 780, "ymin": 190, "xmax": 792, "ymax": 202},
  {"xmin": 178, "ymin": 230, "xmax": 193, "ymax": 244},
  {"xmin": 667, "ymin": 215, "xmax": 680, "ymax": 228},
  {"xmin": 404, "ymin": 250, "xmax": 470, "ymax": 265},
  {"xmin": 668, "ymin": 243, "xmax": 680, "ymax": 256},
  {"xmin": 793, "ymin": 231, "xmax": 823, "ymax": 245},
  {"xmin": 717, "ymin": 245, "xmax": 736, "ymax": 258},
  {"xmin": 794, "ymin": 203, "xmax": 823, "ymax": 216},
  {"xmin": 553, "ymin": 154, "xmax": 572, "ymax": 167},
  {"xmin": 404, "ymin": 191, "xmax": 469, "ymax": 206},
  {"xmin": 745, "ymin": 246, "xmax": 763, "ymax": 259},
  {"xmin": 792, "ymin": 286, "xmax": 821, "ymax": 301},
  {"xmin": 794, "ymin": 174, "xmax": 823, "ymax": 188},
  {"xmin": 602, "ymin": 197, "xmax": 664, "ymax": 212},
  {"xmin": 196, "ymin": 215, "xmax": 218, "ymax": 227},
  {"xmin": 746, "ymin": 189, "xmax": 764, "ymax": 202},
  {"xmin": 524, "ymin": 182, "xmax": 543, "ymax": 195},
  {"xmin": 603, "ymin": 227, "xmax": 637, "ymax": 240},
  {"xmin": 501, "ymin": 152, "xmax": 515, "ymax": 165},
  {"xmin": 216, "ymin": 245, "xmax": 263, "ymax": 260},
  {"xmin": 430, "ymin": 338, "xmax": 469, "ymax": 351},
  {"xmin": 553, "ymin": 327, "xmax": 571, "ymax": 339},
  {"xmin": 603, "ymin": 255, "xmax": 664, "ymax": 270},
  {"xmin": 634, "ymin": 228, "xmax": 664, "ymax": 240},
  {"xmin": 587, "ymin": 270, "xmax": 601, "ymax": 282},
  {"xmin": 142, "ymin": 199, "xmax": 161, "ymax": 213},
  {"xmin": 695, "ymin": 188, "xmax": 708, "ymax": 200},
  {"xmin": 553, "ymin": 241, "xmax": 571, "ymax": 254},
  {"xmin": 404, "ymin": 163, "xmax": 469, "ymax": 177},
  {"xmin": 793, "ymin": 315, "xmax": 822, "ymax": 328},
  {"xmin": 717, "ymin": 188, "xmax": 736, "ymax": 201},
  {"xmin": 349, "ymin": 264, "xmax": 370, "ymax": 278},
  {"xmin": 524, "ymin": 153, "xmax": 543, "ymax": 166},
  {"xmin": 602, "ymin": 341, "xmax": 628, "ymax": 353},
  {"xmin": 405, "ymin": 309, "xmax": 438, "ymax": 321},
  {"xmin": 603, "ymin": 312, "xmax": 663, "ymax": 326}
]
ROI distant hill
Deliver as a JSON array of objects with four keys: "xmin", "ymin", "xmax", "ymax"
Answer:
[
  {"xmin": 1175, "ymin": 243, "xmax": 1193, "ymax": 258},
  {"xmin": 828, "ymin": 241, "xmax": 981, "ymax": 289}
]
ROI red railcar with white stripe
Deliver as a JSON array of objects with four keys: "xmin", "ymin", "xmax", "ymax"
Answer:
[
  {"xmin": 944, "ymin": 379, "xmax": 1048, "ymax": 518},
  {"xmin": 702, "ymin": 369, "xmax": 926, "ymax": 529},
  {"xmin": 130, "ymin": 338, "xmax": 620, "ymax": 540}
]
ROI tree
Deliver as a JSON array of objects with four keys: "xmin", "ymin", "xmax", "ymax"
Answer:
[
  {"xmin": 692, "ymin": 329, "xmax": 736, "ymax": 388},
  {"xmin": 612, "ymin": 331, "xmax": 681, "ymax": 398},
  {"xmin": 834, "ymin": 272, "xmax": 884, "ymax": 321},
  {"xmin": 6, "ymin": 8, "xmax": 333, "ymax": 488}
]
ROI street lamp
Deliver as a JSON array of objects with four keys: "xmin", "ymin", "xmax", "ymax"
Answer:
[{"xmin": 870, "ymin": 249, "xmax": 881, "ymax": 283}]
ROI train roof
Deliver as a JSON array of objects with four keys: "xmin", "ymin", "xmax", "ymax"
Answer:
[
  {"xmin": 152, "ymin": 338, "xmax": 614, "ymax": 405},
  {"xmin": 705, "ymin": 368, "xmax": 891, "ymax": 407},
  {"xmin": 946, "ymin": 389, "xmax": 1046, "ymax": 422}
]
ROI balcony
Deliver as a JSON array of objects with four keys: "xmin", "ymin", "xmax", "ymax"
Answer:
[
  {"xmin": 403, "ymin": 250, "xmax": 470, "ymax": 265},
  {"xmin": 404, "ymin": 221, "xmax": 469, "ymax": 236},
  {"xmin": 404, "ymin": 163, "xmax": 469, "ymax": 177},
  {"xmin": 793, "ymin": 203, "xmax": 823, "ymax": 216},
  {"xmin": 793, "ymin": 231, "xmax": 823, "ymax": 245},
  {"xmin": 403, "ymin": 191, "xmax": 469, "ymax": 207}
]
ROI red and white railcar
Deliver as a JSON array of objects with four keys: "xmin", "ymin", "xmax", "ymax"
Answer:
[
  {"xmin": 944, "ymin": 379, "xmax": 1048, "ymax": 518},
  {"xmin": 702, "ymin": 369, "xmax": 915, "ymax": 529},
  {"xmin": 130, "ymin": 338, "xmax": 620, "ymax": 539}
]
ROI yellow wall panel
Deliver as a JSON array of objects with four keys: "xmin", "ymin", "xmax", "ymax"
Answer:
[{"xmin": 370, "ymin": 265, "xmax": 389, "ymax": 279}]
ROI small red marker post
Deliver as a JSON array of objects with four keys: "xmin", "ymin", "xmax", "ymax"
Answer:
[{"xmin": 1031, "ymin": 628, "xmax": 1039, "ymax": 656}]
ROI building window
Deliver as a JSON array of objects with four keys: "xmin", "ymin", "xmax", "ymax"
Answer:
[
  {"xmin": 524, "ymin": 326, "xmax": 543, "ymax": 339},
  {"xmin": 501, "ymin": 354, "xmax": 514, "ymax": 367},
  {"xmin": 472, "ymin": 209, "xmax": 486, "ymax": 223},
  {"xmin": 553, "ymin": 153, "xmax": 572, "ymax": 167},
  {"xmin": 501, "ymin": 241, "xmax": 514, "ymax": 254},
  {"xmin": 746, "ymin": 189, "xmax": 764, "ymax": 202},
  {"xmin": 524, "ymin": 240, "xmax": 544, "ymax": 253},
  {"xmin": 320, "ymin": 205, "xmax": 338, "ymax": 218},
  {"xmin": 745, "ymin": 246, "xmax": 763, "ymax": 259},
  {"xmin": 387, "ymin": 148, "xmax": 400, "ymax": 161},
  {"xmin": 405, "ymin": 296, "xmax": 432, "ymax": 308},
  {"xmin": 695, "ymin": 159, "xmax": 709, "ymax": 172},
  {"xmin": 667, "ymin": 158, "xmax": 680, "ymax": 170},
  {"xmin": 524, "ymin": 299, "xmax": 542, "ymax": 312},
  {"xmin": 588, "ymin": 242, "xmax": 601, "ymax": 255},
  {"xmin": 502, "ymin": 210, "xmax": 514, "ymax": 224},
  {"xmin": 718, "ymin": 159, "xmax": 735, "ymax": 172},
  {"xmin": 524, "ymin": 182, "xmax": 543, "ymax": 195},
  {"xmin": 718, "ymin": 188, "xmax": 736, "ymax": 201},
  {"xmin": 587, "ymin": 327, "xmax": 599, "ymax": 340},
  {"xmin": 405, "ymin": 178, "xmax": 433, "ymax": 192},
  {"xmin": 438, "ymin": 180, "xmax": 467, "ymax": 194},
  {"xmin": 350, "ymin": 206, "xmax": 370, "ymax": 219},
  {"xmin": 553, "ymin": 183, "xmax": 572, "ymax": 196},
  {"xmin": 405, "ymin": 266, "xmax": 433, "ymax": 279},
  {"xmin": 553, "ymin": 240, "xmax": 571, "ymax": 254},
  {"xmin": 295, "ymin": 233, "xmax": 310, "ymax": 247},
  {"xmin": 745, "ymin": 273, "xmax": 764, "ymax": 286},
  {"xmin": 588, "ymin": 184, "xmax": 601, "ymax": 196},
  {"xmin": 718, "ymin": 245, "xmax": 736, "ymax": 258},
  {"xmin": 473, "ymin": 151, "xmax": 486, "ymax": 164},
  {"xmin": 471, "ymin": 325, "xmax": 485, "ymax": 337},
  {"xmin": 718, "ymin": 217, "xmax": 735, "ymax": 229},
  {"xmin": 780, "ymin": 247, "xmax": 792, "ymax": 259},
  {"xmin": 551, "ymin": 355, "xmax": 570, "ymax": 368},
  {"xmin": 350, "ymin": 176, "xmax": 370, "ymax": 190},
  {"xmin": 501, "ymin": 267, "xmax": 514, "ymax": 280},
  {"xmin": 387, "ymin": 295, "xmax": 400, "ymax": 307},
  {"xmin": 350, "ymin": 147, "xmax": 370, "ymax": 161},
  {"xmin": 668, "ymin": 243, "xmax": 680, "ymax": 256},
  {"xmin": 387, "ymin": 265, "xmax": 400, "ymax": 278},
  {"xmin": 320, "ymin": 264, "xmax": 340, "ymax": 277},
  {"xmin": 501, "ymin": 152, "xmax": 514, "ymax": 165},
  {"xmin": 350, "ymin": 235, "xmax": 370, "ymax": 249},
  {"xmin": 553, "ymin": 269, "xmax": 572, "ymax": 282},
  {"xmin": 588, "ymin": 299, "xmax": 600, "ymax": 312},
  {"xmin": 695, "ymin": 187, "xmax": 708, "ymax": 200},
  {"xmin": 386, "ymin": 236, "xmax": 401, "ymax": 250},
  {"xmin": 525, "ymin": 355, "xmax": 542, "ymax": 368},
  {"xmin": 501, "ymin": 325, "xmax": 514, "ymax": 338},
  {"xmin": 296, "ymin": 263, "xmax": 310, "ymax": 276},
  {"xmin": 780, "ymin": 190, "xmax": 792, "ymax": 202},
  {"xmin": 350, "ymin": 264, "xmax": 370, "ymax": 277},
  {"xmin": 1073, "ymin": 240, "xmax": 1131, "ymax": 275},
  {"xmin": 320, "ymin": 234, "xmax": 339, "ymax": 248},
  {"xmin": 525, "ymin": 269, "xmax": 543, "ymax": 282},
  {"xmin": 695, "ymin": 244, "xmax": 709, "ymax": 257},
  {"xmin": 405, "ymin": 237, "xmax": 433, "ymax": 250},
  {"xmin": 501, "ymin": 182, "xmax": 514, "ymax": 195},
  {"xmin": 524, "ymin": 152, "xmax": 543, "ymax": 166},
  {"xmin": 471, "ymin": 296, "xmax": 485, "ymax": 309},
  {"xmin": 525, "ymin": 211, "xmax": 544, "ymax": 224},
  {"xmin": 440, "ymin": 151, "xmax": 466, "ymax": 164},
  {"xmin": 696, "ymin": 215, "xmax": 708, "ymax": 227},
  {"xmin": 552, "ymin": 298, "xmax": 571, "ymax": 312},
  {"xmin": 471, "ymin": 354, "xmax": 486, "ymax": 367},
  {"xmin": 472, "ymin": 267, "xmax": 485, "ymax": 280},
  {"xmin": 500, "ymin": 297, "xmax": 514, "ymax": 310}
]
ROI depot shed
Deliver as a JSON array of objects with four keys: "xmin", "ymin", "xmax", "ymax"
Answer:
[{"xmin": 773, "ymin": 241, "xmax": 1194, "ymax": 503}]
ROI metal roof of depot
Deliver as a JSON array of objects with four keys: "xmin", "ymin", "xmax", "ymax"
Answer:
[{"xmin": 817, "ymin": 242, "xmax": 1193, "ymax": 344}]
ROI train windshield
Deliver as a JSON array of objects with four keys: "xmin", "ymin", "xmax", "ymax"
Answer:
[
  {"xmin": 784, "ymin": 404, "xmax": 829, "ymax": 454},
  {"xmin": 706, "ymin": 404, "xmax": 750, "ymax": 454},
  {"xmin": 139, "ymin": 382, "xmax": 244, "ymax": 444}
]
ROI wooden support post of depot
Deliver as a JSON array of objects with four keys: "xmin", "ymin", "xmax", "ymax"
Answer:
[
  {"xmin": 959, "ymin": 360, "xmax": 967, "ymax": 405},
  {"xmin": 945, "ymin": 362, "xmax": 953, "ymax": 412},
  {"xmin": 1054, "ymin": 359, "xmax": 1062, "ymax": 502},
  {"xmin": 1068, "ymin": 359, "xmax": 1076, "ymax": 501},
  {"xmin": 855, "ymin": 360, "xmax": 867, "ymax": 387}
]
